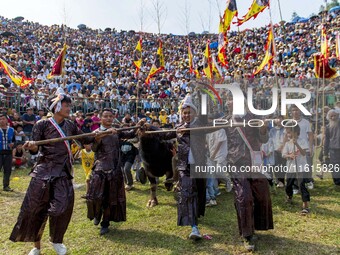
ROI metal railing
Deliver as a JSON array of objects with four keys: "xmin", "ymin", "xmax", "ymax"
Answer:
[{"xmin": 1, "ymin": 91, "xmax": 338, "ymax": 118}]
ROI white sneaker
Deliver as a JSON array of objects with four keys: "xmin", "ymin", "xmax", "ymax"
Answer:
[
  {"xmin": 52, "ymin": 243, "xmax": 67, "ymax": 255},
  {"xmin": 276, "ymin": 182, "xmax": 285, "ymax": 188},
  {"xmin": 293, "ymin": 189, "xmax": 299, "ymax": 195},
  {"xmin": 28, "ymin": 248, "xmax": 41, "ymax": 255},
  {"xmin": 307, "ymin": 182, "xmax": 314, "ymax": 190},
  {"xmin": 125, "ymin": 185, "xmax": 134, "ymax": 191},
  {"xmin": 211, "ymin": 199, "xmax": 217, "ymax": 206}
]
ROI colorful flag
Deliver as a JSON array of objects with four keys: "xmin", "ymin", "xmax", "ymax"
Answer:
[
  {"xmin": 188, "ymin": 40, "xmax": 195, "ymax": 74},
  {"xmin": 236, "ymin": 0, "xmax": 269, "ymax": 26},
  {"xmin": 314, "ymin": 54, "xmax": 337, "ymax": 79},
  {"xmin": 336, "ymin": 31, "xmax": 340, "ymax": 60},
  {"xmin": 218, "ymin": 17, "xmax": 228, "ymax": 67},
  {"xmin": 253, "ymin": 25, "xmax": 274, "ymax": 75},
  {"xmin": 187, "ymin": 41, "xmax": 201, "ymax": 78},
  {"xmin": 222, "ymin": 0, "xmax": 238, "ymax": 31},
  {"xmin": 212, "ymin": 55, "xmax": 223, "ymax": 79},
  {"xmin": 145, "ymin": 40, "xmax": 165, "ymax": 84},
  {"xmin": 0, "ymin": 58, "xmax": 33, "ymax": 88},
  {"xmin": 133, "ymin": 37, "xmax": 143, "ymax": 75},
  {"xmin": 203, "ymin": 41, "xmax": 213, "ymax": 79},
  {"xmin": 320, "ymin": 25, "xmax": 328, "ymax": 59},
  {"xmin": 47, "ymin": 44, "xmax": 67, "ymax": 79}
]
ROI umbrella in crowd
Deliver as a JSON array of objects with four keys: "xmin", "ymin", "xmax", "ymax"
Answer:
[
  {"xmin": 77, "ymin": 24, "xmax": 86, "ymax": 30},
  {"xmin": 13, "ymin": 16, "xmax": 24, "ymax": 22},
  {"xmin": 67, "ymin": 83, "xmax": 81, "ymax": 92},
  {"xmin": 297, "ymin": 17, "xmax": 309, "ymax": 23},
  {"xmin": 0, "ymin": 31, "xmax": 16, "ymax": 37},
  {"xmin": 328, "ymin": 6, "xmax": 340, "ymax": 13}
]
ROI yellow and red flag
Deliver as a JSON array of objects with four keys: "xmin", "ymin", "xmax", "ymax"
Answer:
[
  {"xmin": 320, "ymin": 25, "xmax": 328, "ymax": 59},
  {"xmin": 0, "ymin": 58, "xmax": 33, "ymax": 88},
  {"xmin": 336, "ymin": 31, "xmax": 340, "ymax": 60},
  {"xmin": 236, "ymin": 0, "xmax": 269, "ymax": 26},
  {"xmin": 203, "ymin": 41, "xmax": 213, "ymax": 79},
  {"xmin": 253, "ymin": 25, "xmax": 274, "ymax": 75},
  {"xmin": 218, "ymin": 17, "xmax": 228, "ymax": 67},
  {"xmin": 314, "ymin": 54, "xmax": 337, "ymax": 79},
  {"xmin": 133, "ymin": 37, "xmax": 142, "ymax": 75},
  {"xmin": 47, "ymin": 44, "xmax": 67, "ymax": 79},
  {"xmin": 145, "ymin": 40, "xmax": 165, "ymax": 85},
  {"xmin": 212, "ymin": 55, "xmax": 223, "ymax": 79},
  {"xmin": 188, "ymin": 40, "xmax": 195, "ymax": 74},
  {"xmin": 187, "ymin": 40, "xmax": 201, "ymax": 78},
  {"xmin": 222, "ymin": 0, "xmax": 238, "ymax": 31}
]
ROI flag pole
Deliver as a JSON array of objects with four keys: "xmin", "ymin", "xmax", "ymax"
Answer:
[
  {"xmin": 268, "ymin": 0, "xmax": 281, "ymax": 118},
  {"xmin": 277, "ymin": 0, "xmax": 283, "ymax": 23}
]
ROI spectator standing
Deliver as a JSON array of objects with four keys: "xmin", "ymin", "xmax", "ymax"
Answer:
[
  {"xmin": 324, "ymin": 110, "xmax": 340, "ymax": 186},
  {"xmin": 22, "ymin": 108, "xmax": 36, "ymax": 141},
  {"xmin": 0, "ymin": 114, "xmax": 15, "ymax": 191}
]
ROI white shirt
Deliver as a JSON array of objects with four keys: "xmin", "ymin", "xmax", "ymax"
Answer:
[
  {"xmin": 206, "ymin": 129, "xmax": 228, "ymax": 164},
  {"xmin": 296, "ymin": 118, "xmax": 312, "ymax": 152},
  {"xmin": 282, "ymin": 137, "xmax": 308, "ymax": 173}
]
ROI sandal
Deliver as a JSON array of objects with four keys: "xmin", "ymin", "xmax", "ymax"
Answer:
[
  {"xmin": 300, "ymin": 208, "xmax": 310, "ymax": 215},
  {"xmin": 146, "ymin": 198, "xmax": 158, "ymax": 208}
]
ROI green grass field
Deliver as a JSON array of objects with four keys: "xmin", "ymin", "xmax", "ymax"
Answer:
[{"xmin": 1, "ymin": 165, "xmax": 339, "ymax": 255}]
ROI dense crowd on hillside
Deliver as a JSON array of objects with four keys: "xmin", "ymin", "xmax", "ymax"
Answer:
[{"xmin": 0, "ymin": 12, "xmax": 339, "ymax": 119}]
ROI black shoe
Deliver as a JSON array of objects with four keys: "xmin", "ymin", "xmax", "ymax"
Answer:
[
  {"xmin": 93, "ymin": 218, "xmax": 100, "ymax": 226},
  {"xmin": 100, "ymin": 227, "xmax": 109, "ymax": 235},
  {"xmin": 243, "ymin": 236, "xmax": 255, "ymax": 251},
  {"xmin": 3, "ymin": 187, "xmax": 13, "ymax": 192}
]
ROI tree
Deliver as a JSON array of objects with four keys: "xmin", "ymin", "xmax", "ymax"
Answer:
[
  {"xmin": 179, "ymin": 0, "xmax": 191, "ymax": 35},
  {"xmin": 150, "ymin": 0, "xmax": 167, "ymax": 34},
  {"xmin": 320, "ymin": 0, "xmax": 339, "ymax": 12},
  {"xmin": 291, "ymin": 11, "xmax": 299, "ymax": 21},
  {"xmin": 319, "ymin": 5, "xmax": 325, "ymax": 12},
  {"xmin": 138, "ymin": 0, "xmax": 146, "ymax": 32}
]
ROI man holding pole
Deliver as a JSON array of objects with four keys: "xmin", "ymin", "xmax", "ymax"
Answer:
[
  {"xmin": 86, "ymin": 108, "xmax": 142, "ymax": 235},
  {"xmin": 224, "ymin": 93, "xmax": 273, "ymax": 252},
  {"xmin": 10, "ymin": 88, "xmax": 91, "ymax": 255}
]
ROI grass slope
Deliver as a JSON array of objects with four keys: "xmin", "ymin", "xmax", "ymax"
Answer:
[{"xmin": 0, "ymin": 165, "xmax": 339, "ymax": 255}]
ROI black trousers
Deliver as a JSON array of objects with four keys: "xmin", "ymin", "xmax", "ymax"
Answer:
[
  {"xmin": 0, "ymin": 154, "xmax": 13, "ymax": 189},
  {"xmin": 286, "ymin": 173, "xmax": 310, "ymax": 202},
  {"xmin": 10, "ymin": 177, "xmax": 74, "ymax": 243},
  {"xmin": 274, "ymin": 151, "xmax": 286, "ymax": 184},
  {"xmin": 330, "ymin": 149, "xmax": 340, "ymax": 185}
]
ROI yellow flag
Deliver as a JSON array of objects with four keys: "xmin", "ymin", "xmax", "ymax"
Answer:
[
  {"xmin": 336, "ymin": 32, "xmax": 340, "ymax": 60},
  {"xmin": 223, "ymin": 0, "xmax": 238, "ymax": 31},
  {"xmin": 203, "ymin": 41, "xmax": 212, "ymax": 79},
  {"xmin": 218, "ymin": 18, "xmax": 228, "ymax": 67},
  {"xmin": 254, "ymin": 26, "xmax": 274, "ymax": 75},
  {"xmin": 237, "ymin": 0, "xmax": 269, "ymax": 26},
  {"xmin": 145, "ymin": 40, "xmax": 165, "ymax": 84},
  {"xmin": 321, "ymin": 26, "xmax": 328, "ymax": 59},
  {"xmin": 0, "ymin": 58, "xmax": 33, "ymax": 88},
  {"xmin": 133, "ymin": 38, "xmax": 143, "ymax": 75},
  {"xmin": 188, "ymin": 40, "xmax": 194, "ymax": 74}
]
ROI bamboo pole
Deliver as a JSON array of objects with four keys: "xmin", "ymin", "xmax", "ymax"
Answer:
[
  {"xmin": 145, "ymin": 123, "xmax": 262, "ymax": 134},
  {"xmin": 34, "ymin": 126, "xmax": 141, "ymax": 146}
]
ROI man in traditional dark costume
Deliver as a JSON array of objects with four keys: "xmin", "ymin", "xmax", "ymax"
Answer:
[
  {"xmin": 86, "ymin": 108, "xmax": 140, "ymax": 235},
  {"xmin": 144, "ymin": 95, "xmax": 206, "ymax": 240},
  {"xmin": 224, "ymin": 94, "xmax": 273, "ymax": 251},
  {"xmin": 10, "ymin": 88, "xmax": 85, "ymax": 255}
]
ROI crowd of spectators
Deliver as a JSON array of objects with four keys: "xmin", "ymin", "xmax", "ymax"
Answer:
[{"xmin": 0, "ymin": 12, "xmax": 339, "ymax": 120}]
